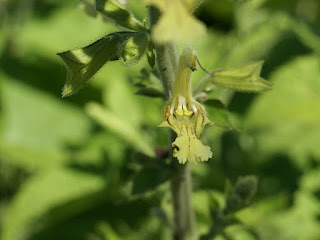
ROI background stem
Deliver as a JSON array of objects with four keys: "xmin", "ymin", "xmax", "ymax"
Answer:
[{"xmin": 148, "ymin": 6, "xmax": 197, "ymax": 240}]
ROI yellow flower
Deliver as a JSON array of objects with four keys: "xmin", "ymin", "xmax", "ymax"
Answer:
[
  {"xmin": 145, "ymin": 0, "xmax": 206, "ymax": 43},
  {"xmin": 159, "ymin": 47, "xmax": 214, "ymax": 164}
]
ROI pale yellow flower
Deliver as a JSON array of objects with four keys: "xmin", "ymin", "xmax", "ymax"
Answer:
[
  {"xmin": 145, "ymin": 0, "xmax": 206, "ymax": 43},
  {"xmin": 159, "ymin": 47, "xmax": 214, "ymax": 164}
]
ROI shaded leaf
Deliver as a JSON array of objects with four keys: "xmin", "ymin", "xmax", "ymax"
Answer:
[
  {"xmin": 224, "ymin": 176, "xmax": 258, "ymax": 214},
  {"xmin": 120, "ymin": 32, "xmax": 149, "ymax": 66},
  {"xmin": 132, "ymin": 166, "xmax": 172, "ymax": 195},
  {"xmin": 204, "ymin": 99, "xmax": 234, "ymax": 129},
  {"xmin": 58, "ymin": 32, "xmax": 136, "ymax": 97},
  {"xmin": 95, "ymin": 0, "xmax": 146, "ymax": 31},
  {"xmin": 132, "ymin": 68, "xmax": 162, "ymax": 87},
  {"xmin": 132, "ymin": 68, "xmax": 164, "ymax": 98}
]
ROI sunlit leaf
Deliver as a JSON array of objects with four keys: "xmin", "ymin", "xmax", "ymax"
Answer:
[
  {"xmin": 0, "ymin": 168, "xmax": 105, "ymax": 240},
  {"xmin": 58, "ymin": 32, "xmax": 137, "ymax": 97},
  {"xmin": 95, "ymin": 0, "xmax": 146, "ymax": 31},
  {"xmin": 245, "ymin": 55, "xmax": 320, "ymax": 168},
  {"xmin": 211, "ymin": 61, "xmax": 272, "ymax": 92},
  {"xmin": 0, "ymin": 75, "xmax": 91, "ymax": 170}
]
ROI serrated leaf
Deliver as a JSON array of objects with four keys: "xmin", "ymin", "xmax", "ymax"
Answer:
[
  {"xmin": 0, "ymin": 168, "xmax": 105, "ymax": 240},
  {"xmin": 58, "ymin": 32, "xmax": 136, "ymax": 97},
  {"xmin": 95, "ymin": 0, "xmax": 145, "ymax": 31},
  {"xmin": 211, "ymin": 61, "xmax": 272, "ymax": 92},
  {"xmin": 204, "ymin": 99, "xmax": 234, "ymax": 129},
  {"xmin": 120, "ymin": 32, "xmax": 149, "ymax": 66}
]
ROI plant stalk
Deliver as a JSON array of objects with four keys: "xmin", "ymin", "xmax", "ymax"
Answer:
[{"xmin": 148, "ymin": 6, "xmax": 197, "ymax": 240}]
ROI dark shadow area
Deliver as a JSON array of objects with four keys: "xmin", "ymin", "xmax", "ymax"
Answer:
[
  {"xmin": 195, "ymin": 0, "xmax": 234, "ymax": 32},
  {"xmin": 0, "ymin": 160, "xmax": 31, "ymax": 202},
  {"xmin": 258, "ymin": 154, "xmax": 302, "ymax": 198}
]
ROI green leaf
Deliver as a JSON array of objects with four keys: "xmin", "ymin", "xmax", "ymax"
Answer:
[
  {"xmin": 93, "ymin": 223, "xmax": 122, "ymax": 240},
  {"xmin": 245, "ymin": 55, "xmax": 320, "ymax": 168},
  {"xmin": 131, "ymin": 166, "xmax": 172, "ymax": 195},
  {"xmin": 147, "ymin": 42, "xmax": 156, "ymax": 68},
  {"xmin": 58, "ymin": 32, "xmax": 138, "ymax": 97},
  {"xmin": 204, "ymin": 99, "xmax": 234, "ymax": 129},
  {"xmin": 0, "ymin": 75, "xmax": 91, "ymax": 170},
  {"xmin": 211, "ymin": 61, "xmax": 272, "ymax": 92},
  {"xmin": 0, "ymin": 168, "xmax": 105, "ymax": 240},
  {"xmin": 254, "ymin": 170, "xmax": 320, "ymax": 240},
  {"xmin": 95, "ymin": 0, "xmax": 146, "ymax": 31},
  {"xmin": 120, "ymin": 32, "xmax": 149, "ymax": 66},
  {"xmin": 132, "ymin": 68, "xmax": 162, "ymax": 87},
  {"xmin": 85, "ymin": 102, "xmax": 155, "ymax": 157},
  {"xmin": 132, "ymin": 68, "xmax": 164, "ymax": 98}
]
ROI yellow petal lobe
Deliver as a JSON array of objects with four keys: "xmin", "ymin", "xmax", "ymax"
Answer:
[{"xmin": 159, "ymin": 47, "xmax": 214, "ymax": 164}]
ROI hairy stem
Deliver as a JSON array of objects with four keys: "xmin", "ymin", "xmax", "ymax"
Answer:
[
  {"xmin": 148, "ymin": 6, "xmax": 197, "ymax": 240},
  {"xmin": 148, "ymin": 6, "xmax": 178, "ymax": 98}
]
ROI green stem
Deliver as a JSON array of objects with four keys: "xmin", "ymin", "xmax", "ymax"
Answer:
[
  {"xmin": 148, "ymin": 6, "xmax": 178, "ymax": 99},
  {"xmin": 148, "ymin": 6, "xmax": 197, "ymax": 240},
  {"xmin": 171, "ymin": 161, "xmax": 197, "ymax": 240}
]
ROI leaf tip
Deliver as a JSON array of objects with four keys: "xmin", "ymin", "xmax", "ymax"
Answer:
[{"xmin": 61, "ymin": 85, "xmax": 73, "ymax": 98}]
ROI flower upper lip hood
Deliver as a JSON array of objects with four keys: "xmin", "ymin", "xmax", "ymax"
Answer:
[{"xmin": 159, "ymin": 47, "xmax": 214, "ymax": 164}]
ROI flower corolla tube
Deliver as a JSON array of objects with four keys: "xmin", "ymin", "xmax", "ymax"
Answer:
[{"xmin": 159, "ymin": 47, "xmax": 214, "ymax": 164}]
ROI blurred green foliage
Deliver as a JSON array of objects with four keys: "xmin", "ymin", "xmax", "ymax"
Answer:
[{"xmin": 0, "ymin": 0, "xmax": 320, "ymax": 240}]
